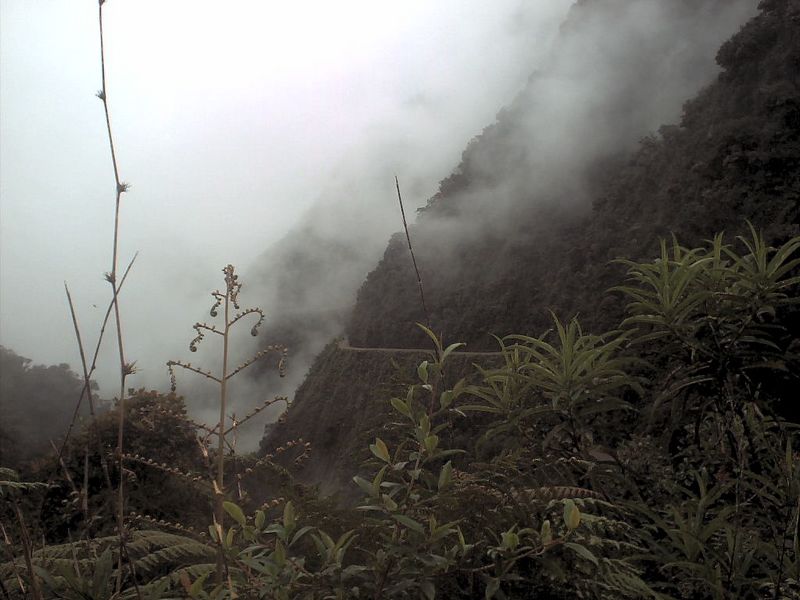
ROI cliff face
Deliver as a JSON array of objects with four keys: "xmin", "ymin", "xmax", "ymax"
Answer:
[
  {"xmin": 263, "ymin": 0, "xmax": 800, "ymax": 484},
  {"xmin": 348, "ymin": 0, "xmax": 799, "ymax": 350}
]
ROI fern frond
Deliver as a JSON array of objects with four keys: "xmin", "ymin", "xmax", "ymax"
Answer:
[
  {"xmin": 134, "ymin": 542, "xmax": 215, "ymax": 577},
  {"xmin": 516, "ymin": 486, "xmax": 605, "ymax": 502}
]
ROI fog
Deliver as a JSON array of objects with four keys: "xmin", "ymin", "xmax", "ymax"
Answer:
[
  {"xmin": 0, "ymin": 0, "xmax": 569, "ymax": 442},
  {"xmin": 414, "ymin": 0, "xmax": 759, "ymax": 243},
  {"xmin": 247, "ymin": 0, "xmax": 758, "ymax": 385},
  {"xmin": 0, "ymin": 0, "xmax": 758, "ymax": 450}
]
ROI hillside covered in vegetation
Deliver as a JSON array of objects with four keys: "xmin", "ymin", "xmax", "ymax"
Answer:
[
  {"xmin": 3, "ymin": 1, "xmax": 800, "ymax": 598},
  {"xmin": 264, "ymin": 0, "xmax": 800, "ymax": 487},
  {"xmin": 347, "ymin": 0, "xmax": 799, "ymax": 349},
  {"xmin": 0, "ymin": 347, "xmax": 97, "ymax": 467}
]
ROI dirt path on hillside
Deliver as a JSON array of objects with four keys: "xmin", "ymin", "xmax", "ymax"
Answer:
[{"xmin": 337, "ymin": 339, "xmax": 502, "ymax": 357}]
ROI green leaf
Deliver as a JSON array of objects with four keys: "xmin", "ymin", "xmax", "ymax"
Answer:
[
  {"xmin": 290, "ymin": 525, "xmax": 314, "ymax": 547},
  {"xmin": 314, "ymin": 530, "xmax": 336, "ymax": 551},
  {"xmin": 255, "ymin": 509, "xmax": 265, "ymax": 530},
  {"xmin": 188, "ymin": 571, "xmax": 211, "ymax": 598},
  {"xmin": 353, "ymin": 475, "xmax": 376, "ymax": 498},
  {"xmin": 393, "ymin": 514, "xmax": 425, "ymax": 533},
  {"xmin": 417, "ymin": 323, "xmax": 443, "ymax": 354},
  {"xmin": 419, "ymin": 414, "xmax": 431, "ymax": 437},
  {"xmin": 501, "ymin": 530, "xmax": 519, "ymax": 551},
  {"xmin": 391, "ymin": 397, "xmax": 412, "ymax": 418},
  {"xmin": 439, "ymin": 390, "xmax": 455, "ymax": 409},
  {"xmin": 564, "ymin": 542, "xmax": 599, "ymax": 566},
  {"xmin": 485, "ymin": 577, "xmax": 500, "ymax": 599},
  {"xmin": 372, "ymin": 464, "xmax": 388, "ymax": 496},
  {"xmin": 370, "ymin": 437, "xmax": 390, "ymax": 462},
  {"xmin": 424, "ymin": 434, "xmax": 439, "ymax": 454},
  {"xmin": 273, "ymin": 539, "xmax": 286, "ymax": 567},
  {"xmin": 223, "ymin": 501, "xmax": 246, "ymax": 527},
  {"xmin": 540, "ymin": 519, "xmax": 552, "ymax": 545},
  {"xmin": 438, "ymin": 461, "xmax": 453, "ymax": 491},
  {"xmin": 283, "ymin": 500, "xmax": 295, "ymax": 529},
  {"xmin": 563, "ymin": 499, "xmax": 581, "ymax": 530},
  {"xmin": 382, "ymin": 493, "xmax": 398, "ymax": 511},
  {"xmin": 442, "ymin": 342, "xmax": 466, "ymax": 362},
  {"xmin": 418, "ymin": 360, "xmax": 430, "ymax": 384}
]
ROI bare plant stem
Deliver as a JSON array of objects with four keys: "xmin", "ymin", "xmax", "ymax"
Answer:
[
  {"xmin": 58, "ymin": 255, "xmax": 135, "ymax": 463},
  {"xmin": 64, "ymin": 283, "xmax": 97, "ymax": 418},
  {"xmin": 168, "ymin": 266, "xmax": 283, "ymax": 585},
  {"xmin": 215, "ymin": 292, "xmax": 231, "ymax": 584},
  {"xmin": 49, "ymin": 439, "xmax": 79, "ymax": 500},
  {"xmin": 57, "ymin": 255, "xmax": 137, "ymax": 502},
  {"xmin": 97, "ymin": 1, "xmax": 135, "ymax": 593},
  {"xmin": 12, "ymin": 502, "xmax": 43, "ymax": 600},
  {"xmin": 394, "ymin": 176, "xmax": 430, "ymax": 327},
  {"xmin": 64, "ymin": 283, "xmax": 99, "ymax": 522},
  {"xmin": 83, "ymin": 446, "xmax": 90, "ymax": 517}
]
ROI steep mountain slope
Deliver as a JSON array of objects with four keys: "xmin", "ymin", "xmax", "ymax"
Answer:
[
  {"xmin": 249, "ymin": 0, "xmax": 756, "ymax": 363},
  {"xmin": 348, "ymin": 0, "xmax": 798, "ymax": 349},
  {"xmin": 262, "ymin": 0, "xmax": 800, "ymax": 486}
]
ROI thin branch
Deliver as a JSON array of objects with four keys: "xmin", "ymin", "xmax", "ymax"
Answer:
[
  {"xmin": 185, "ymin": 418, "xmax": 217, "ymax": 436},
  {"xmin": 64, "ymin": 282, "xmax": 101, "ymax": 522},
  {"xmin": 227, "ymin": 307, "xmax": 265, "ymax": 331},
  {"xmin": 57, "ymin": 253, "xmax": 137, "ymax": 460},
  {"xmin": 121, "ymin": 454, "xmax": 210, "ymax": 489},
  {"xmin": 189, "ymin": 322, "xmax": 224, "ymax": 353},
  {"xmin": 48, "ymin": 440, "xmax": 79, "ymax": 500},
  {"xmin": 195, "ymin": 423, "xmax": 238, "ymax": 454},
  {"xmin": 196, "ymin": 323, "xmax": 224, "ymax": 335},
  {"xmin": 12, "ymin": 502, "xmax": 43, "ymax": 600},
  {"xmin": 167, "ymin": 361, "xmax": 222, "ymax": 385},
  {"xmin": 64, "ymin": 283, "xmax": 96, "ymax": 417},
  {"xmin": 395, "ymin": 176, "xmax": 430, "ymax": 327},
  {"xmin": 225, "ymin": 345, "xmax": 287, "ymax": 380},
  {"xmin": 224, "ymin": 396, "xmax": 288, "ymax": 435},
  {"xmin": 128, "ymin": 512, "xmax": 208, "ymax": 541},
  {"xmin": 82, "ymin": 446, "xmax": 90, "ymax": 517}
]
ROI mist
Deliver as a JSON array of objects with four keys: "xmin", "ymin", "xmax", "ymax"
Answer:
[
  {"xmin": 246, "ymin": 0, "xmax": 758, "ymax": 378},
  {"xmin": 0, "ymin": 0, "xmax": 570, "ymax": 447},
  {"xmin": 417, "ymin": 0, "xmax": 759, "ymax": 238},
  {"xmin": 0, "ymin": 0, "xmax": 758, "ymax": 451}
]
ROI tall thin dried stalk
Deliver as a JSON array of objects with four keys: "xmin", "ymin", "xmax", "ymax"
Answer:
[
  {"xmin": 10, "ymin": 504, "xmax": 42, "ymax": 600},
  {"xmin": 60, "ymin": 254, "xmax": 136, "ymax": 489},
  {"xmin": 62, "ymin": 254, "xmax": 137, "ymax": 449},
  {"xmin": 394, "ymin": 176, "xmax": 430, "ymax": 328},
  {"xmin": 96, "ymin": 0, "xmax": 136, "ymax": 591},
  {"xmin": 168, "ymin": 264, "xmax": 287, "ymax": 584}
]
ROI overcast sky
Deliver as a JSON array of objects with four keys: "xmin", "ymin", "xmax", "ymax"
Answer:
[{"xmin": 0, "ymin": 0, "xmax": 571, "ymax": 396}]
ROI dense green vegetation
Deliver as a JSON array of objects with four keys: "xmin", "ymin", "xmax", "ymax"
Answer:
[
  {"xmin": 3, "ymin": 1, "xmax": 799, "ymax": 598},
  {"xmin": 2, "ymin": 227, "xmax": 799, "ymax": 598},
  {"xmin": 0, "ymin": 348, "xmax": 98, "ymax": 468}
]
